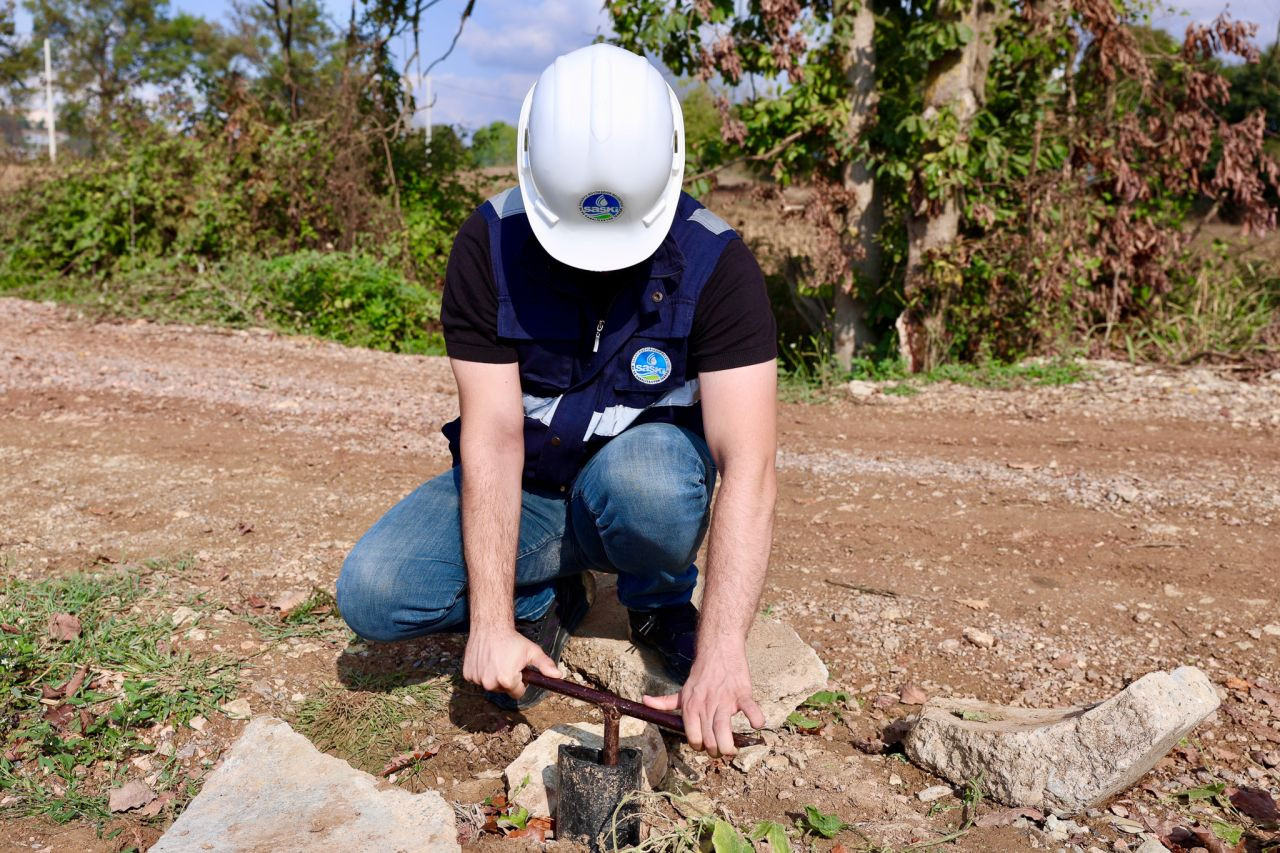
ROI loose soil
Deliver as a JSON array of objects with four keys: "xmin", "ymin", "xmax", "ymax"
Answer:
[{"xmin": 2, "ymin": 297, "xmax": 1278, "ymax": 852}]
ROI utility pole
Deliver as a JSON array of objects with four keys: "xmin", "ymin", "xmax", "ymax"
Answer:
[{"xmin": 43, "ymin": 39, "xmax": 56, "ymax": 163}]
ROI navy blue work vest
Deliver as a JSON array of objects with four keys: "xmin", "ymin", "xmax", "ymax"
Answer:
[{"xmin": 442, "ymin": 187, "xmax": 740, "ymax": 491}]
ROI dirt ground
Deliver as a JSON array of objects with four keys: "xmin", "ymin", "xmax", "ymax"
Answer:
[{"xmin": 2, "ymin": 296, "xmax": 1279, "ymax": 852}]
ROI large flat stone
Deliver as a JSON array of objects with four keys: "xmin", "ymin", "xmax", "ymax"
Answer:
[
  {"xmin": 153, "ymin": 716, "xmax": 458, "ymax": 853},
  {"xmin": 561, "ymin": 574, "xmax": 827, "ymax": 731},
  {"xmin": 503, "ymin": 718, "xmax": 666, "ymax": 818},
  {"xmin": 903, "ymin": 667, "xmax": 1220, "ymax": 814}
]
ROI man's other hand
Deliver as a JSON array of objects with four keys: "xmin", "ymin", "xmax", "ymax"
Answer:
[
  {"xmin": 462, "ymin": 628, "xmax": 561, "ymax": 700},
  {"xmin": 640, "ymin": 647, "xmax": 765, "ymax": 757}
]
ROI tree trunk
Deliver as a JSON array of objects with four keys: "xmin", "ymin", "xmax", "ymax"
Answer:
[
  {"xmin": 897, "ymin": 0, "xmax": 1000, "ymax": 372},
  {"xmin": 836, "ymin": 0, "xmax": 882, "ymax": 369}
]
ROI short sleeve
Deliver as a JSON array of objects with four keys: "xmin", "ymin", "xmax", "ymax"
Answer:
[
  {"xmin": 688, "ymin": 239, "xmax": 778, "ymax": 373},
  {"xmin": 440, "ymin": 210, "xmax": 519, "ymax": 364}
]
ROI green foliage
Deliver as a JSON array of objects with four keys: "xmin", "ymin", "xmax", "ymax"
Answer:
[
  {"xmin": 255, "ymin": 251, "xmax": 443, "ymax": 353},
  {"xmin": 0, "ymin": 565, "xmax": 240, "ymax": 822},
  {"xmin": 469, "ymin": 121, "xmax": 517, "ymax": 168},
  {"xmin": 797, "ymin": 805, "xmax": 850, "ymax": 839}
]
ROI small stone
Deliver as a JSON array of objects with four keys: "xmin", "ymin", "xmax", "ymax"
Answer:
[
  {"xmin": 1133, "ymin": 611, "xmax": 1152, "ymax": 624},
  {"xmin": 889, "ymin": 773, "xmax": 903, "ymax": 786},
  {"xmin": 1112, "ymin": 484, "xmax": 1140, "ymax": 503},
  {"xmin": 220, "ymin": 698, "xmax": 252, "ymax": 720},
  {"xmin": 793, "ymin": 777, "xmax": 806, "ymax": 788},
  {"xmin": 510, "ymin": 723, "xmax": 532, "ymax": 745},
  {"xmin": 730, "ymin": 744, "xmax": 770, "ymax": 773},
  {"xmin": 1133, "ymin": 840, "xmax": 1167, "ymax": 853},
  {"xmin": 188, "ymin": 716, "xmax": 207, "ymax": 732},
  {"xmin": 151, "ymin": 718, "xmax": 457, "ymax": 852},
  {"xmin": 939, "ymin": 638, "xmax": 962, "ymax": 653},
  {"xmin": 917, "ymin": 785, "xmax": 953, "ymax": 802},
  {"xmin": 763, "ymin": 755, "xmax": 789, "ymax": 772},
  {"xmin": 777, "ymin": 790, "xmax": 793, "ymax": 801},
  {"xmin": 1263, "ymin": 624, "xmax": 1280, "ymax": 637},
  {"xmin": 170, "ymin": 606, "xmax": 198, "ymax": 628},
  {"xmin": 846, "ymin": 380, "xmax": 878, "ymax": 398},
  {"xmin": 963, "ymin": 628, "xmax": 996, "ymax": 649}
]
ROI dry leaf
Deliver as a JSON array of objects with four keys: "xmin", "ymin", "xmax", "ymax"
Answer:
[
  {"xmin": 134, "ymin": 791, "xmax": 173, "ymax": 818},
  {"xmin": 1229, "ymin": 786, "xmax": 1279, "ymax": 823},
  {"xmin": 42, "ymin": 704, "xmax": 74, "ymax": 730},
  {"xmin": 899, "ymin": 683, "xmax": 928, "ymax": 705},
  {"xmin": 1223, "ymin": 676, "xmax": 1252, "ymax": 691},
  {"xmin": 48, "ymin": 613, "xmax": 81, "ymax": 641},
  {"xmin": 246, "ymin": 595, "xmax": 268, "ymax": 609},
  {"xmin": 0, "ymin": 624, "xmax": 18, "ymax": 635},
  {"xmin": 235, "ymin": 520, "xmax": 254, "ymax": 535},
  {"xmin": 271, "ymin": 589, "xmax": 309, "ymax": 612},
  {"xmin": 108, "ymin": 780, "xmax": 156, "ymax": 813},
  {"xmin": 507, "ymin": 827, "xmax": 547, "ymax": 842},
  {"xmin": 379, "ymin": 747, "xmax": 438, "ymax": 777}
]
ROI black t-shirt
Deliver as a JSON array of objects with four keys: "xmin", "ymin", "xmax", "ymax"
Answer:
[{"xmin": 441, "ymin": 209, "xmax": 777, "ymax": 373}]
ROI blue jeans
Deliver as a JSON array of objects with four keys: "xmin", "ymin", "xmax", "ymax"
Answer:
[{"xmin": 336, "ymin": 423, "xmax": 716, "ymax": 643}]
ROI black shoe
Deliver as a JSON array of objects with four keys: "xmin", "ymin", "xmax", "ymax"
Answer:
[
  {"xmin": 628, "ymin": 602, "xmax": 698, "ymax": 684},
  {"xmin": 486, "ymin": 572, "xmax": 595, "ymax": 711}
]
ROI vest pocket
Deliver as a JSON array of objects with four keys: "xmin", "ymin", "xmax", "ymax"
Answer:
[
  {"xmin": 513, "ymin": 340, "xmax": 576, "ymax": 391},
  {"xmin": 614, "ymin": 338, "xmax": 688, "ymax": 400}
]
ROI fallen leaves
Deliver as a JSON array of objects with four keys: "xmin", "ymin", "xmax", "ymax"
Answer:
[
  {"xmin": 899, "ymin": 683, "xmax": 928, "ymax": 705},
  {"xmin": 1228, "ymin": 786, "xmax": 1279, "ymax": 823},
  {"xmin": 108, "ymin": 780, "xmax": 156, "ymax": 813},
  {"xmin": 271, "ymin": 589, "xmax": 309, "ymax": 613},
  {"xmin": 379, "ymin": 747, "xmax": 438, "ymax": 777},
  {"xmin": 47, "ymin": 612, "xmax": 82, "ymax": 641}
]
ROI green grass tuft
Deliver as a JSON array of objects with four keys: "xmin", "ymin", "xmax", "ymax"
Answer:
[{"xmin": 0, "ymin": 565, "xmax": 241, "ymax": 822}]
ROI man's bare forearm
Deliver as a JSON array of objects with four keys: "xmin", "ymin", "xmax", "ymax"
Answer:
[
  {"xmin": 459, "ymin": 429, "xmax": 523, "ymax": 633},
  {"xmin": 697, "ymin": 462, "xmax": 776, "ymax": 654}
]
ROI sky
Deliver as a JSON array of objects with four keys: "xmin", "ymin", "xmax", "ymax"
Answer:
[{"xmin": 13, "ymin": 0, "xmax": 1280, "ymax": 133}]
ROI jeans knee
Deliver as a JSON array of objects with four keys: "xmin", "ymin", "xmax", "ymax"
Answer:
[
  {"xmin": 335, "ymin": 549, "xmax": 399, "ymax": 643},
  {"xmin": 336, "ymin": 546, "xmax": 465, "ymax": 643}
]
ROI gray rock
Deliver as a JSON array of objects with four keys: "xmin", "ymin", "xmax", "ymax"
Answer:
[
  {"xmin": 730, "ymin": 744, "xmax": 771, "ymax": 773},
  {"xmin": 1133, "ymin": 840, "xmax": 1168, "ymax": 853},
  {"xmin": 561, "ymin": 574, "xmax": 827, "ymax": 731},
  {"xmin": 916, "ymin": 785, "xmax": 953, "ymax": 802},
  {"xmin": 152, "ymin": 717, "xmax": 458, "ymax": 853},
  {"xmin": 903, "ymin": 667, "xmax": 1220, "ymax": 814},
  {"xmin": 503, "ymin": 718, "xmax": 666, "ymax": 818}
]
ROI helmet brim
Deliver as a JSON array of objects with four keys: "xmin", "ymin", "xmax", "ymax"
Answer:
[{"xmin": 516, "ymin": 84, "xmax": 685, "ymax": 272}]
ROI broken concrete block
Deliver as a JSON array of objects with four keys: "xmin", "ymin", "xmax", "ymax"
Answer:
[
  {"xmin": 561, "ymin": 574, "xmax": 827, "ymax": 731},
  {"xmin": 903, "ymin": 667, "xmax": 1220, "ymax": 814},
  {"xmin": 503, "ymin": 718, "xmax": 666, "ymax": 819},
  {"xmin": 152, "ymin": 717, "xmax": 458, "ymax": 853}
]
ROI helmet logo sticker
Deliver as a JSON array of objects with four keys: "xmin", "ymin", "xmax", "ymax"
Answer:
[
  {"xmin": 580, "ymin": 191, "xmax": 623, "ymax": 222},
  {"xmin": 630, "ymin": 347, "xmax": 671, "ymax": 385}
]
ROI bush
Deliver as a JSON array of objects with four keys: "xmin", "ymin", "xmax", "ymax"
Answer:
[{"xmin": 254, "ymin": 251, "xmax": 442, "ymax": 353}]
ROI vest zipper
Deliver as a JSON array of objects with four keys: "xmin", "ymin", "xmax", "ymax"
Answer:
[{"xmin": 592, "ymin": 319, "xmax": 605, "ymax": 353}]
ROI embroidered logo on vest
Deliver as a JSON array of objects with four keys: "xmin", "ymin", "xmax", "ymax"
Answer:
[
  {"xmin": 630, "ymin": 347, "xmax": 671, "ymax": 385},
  {"xmin": 580, "ymin": 191, "xmax": 623, "ymax": 222}
]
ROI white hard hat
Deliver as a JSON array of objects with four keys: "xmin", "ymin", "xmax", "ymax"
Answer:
[{"xmin": 517, "ymin": 44, "xmax": 685, "ymax": 272}]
